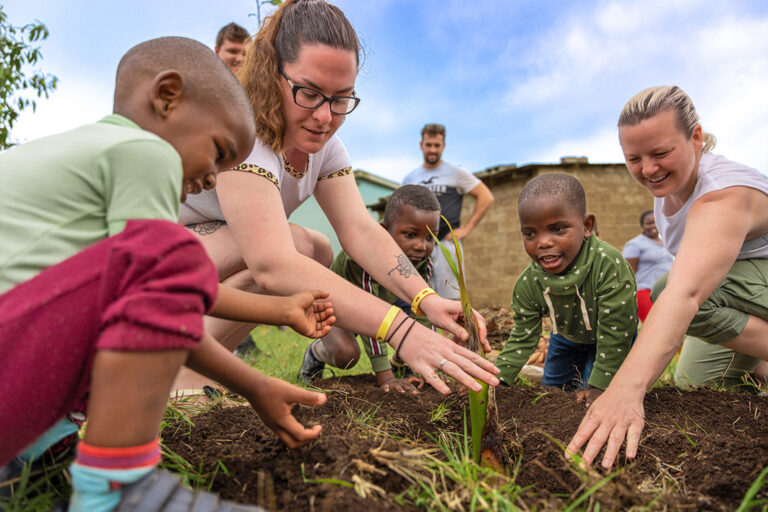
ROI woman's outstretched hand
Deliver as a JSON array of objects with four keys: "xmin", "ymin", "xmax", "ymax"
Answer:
[
  {"xmin": 418, "ymin": 295, "xmax": 491, "ymax": 352},
  {"xmin": 566, "ymin": 385, "xmax": 645, "ymax": 468},
  {"xmin": 392, "ymin": 320, "xmax": 499, "ymax": 394},
  {"xmin": 286, "ymin": 290, "xmax": 335, "ymax": 339}
]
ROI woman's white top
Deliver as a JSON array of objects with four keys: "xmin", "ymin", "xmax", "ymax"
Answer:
[
  {"xmin": 179, "ymin": 135, "xmax": 352, "ymax": 224},
  {"xmin": 655, "ymin": 153, "xmax": 768, "ymax": 258},
  {"xmin": 622, "ymin": 234, "xmax": 674, "ymax": 289}
]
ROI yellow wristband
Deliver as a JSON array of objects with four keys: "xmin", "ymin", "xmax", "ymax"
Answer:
[
  {"xmin": 411, "ymin": 287, "xmax": 437, "ymax": 317},
  {"xmin": 375, "ymin": 305, "xmax": 402, "ymax": 343}
]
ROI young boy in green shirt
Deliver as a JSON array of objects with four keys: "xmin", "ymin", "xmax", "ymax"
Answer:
[
  {"xmin": 298, "ymin": 185, "xmax": 440, "ymax": 393},
  {"xmin": 497, "ymin": 173, "xmax": 637, "ymax": 404},
  {"xmin": 0, "ymin": 37, "xmax": 334, "ymax": 512}
]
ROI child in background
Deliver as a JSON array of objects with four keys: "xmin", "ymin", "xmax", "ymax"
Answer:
[
  {"xmin": 497, "ymin": 173, "xmax": 637, "ymax": 403},
  {"xmin": 0, "ymin": 37, "xmax": 334, "ymax": 512},
  {"xmin": 298, "ymin": 185, "xmax": 440, "ymax": 393}
]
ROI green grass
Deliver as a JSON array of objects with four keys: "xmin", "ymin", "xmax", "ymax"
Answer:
[{"xmin": 242, "ymin": 325, "xmax": 375, "ymax": 383}]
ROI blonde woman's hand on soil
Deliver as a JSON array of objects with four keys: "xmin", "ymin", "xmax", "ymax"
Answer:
[
  {"xmin": 287, "ymin": 290, "xmax": 335, "ymax": 339},
  {"xmin": 566, "ymin": 385, "xmax": 645, "ymax": 468},
  {"xmin": 245, "ymin": 375, "xmax": 327, "ymax": 448}
]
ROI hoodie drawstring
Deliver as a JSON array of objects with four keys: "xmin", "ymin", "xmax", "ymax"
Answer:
[
  {"xmin": 542, "ymin": 287, "xmax": 558, "ymax": 334},
  {"xmin": 574, "ymin": 285, "xmax": 593, "ymax": 331}
]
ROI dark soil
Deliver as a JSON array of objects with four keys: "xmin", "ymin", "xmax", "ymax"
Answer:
[{"xmin": 162, "ymin": 376, "xmax": 768, "ymax": 511}]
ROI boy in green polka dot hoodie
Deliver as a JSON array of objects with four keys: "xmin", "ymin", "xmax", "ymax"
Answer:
[{"xmin": 497, "ymin": 173, "xmax": 637, "ymax": 404}]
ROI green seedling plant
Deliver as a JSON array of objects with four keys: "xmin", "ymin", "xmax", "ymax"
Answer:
[
  {"xmin": 429, "ymin": 217, "xmax": 509, "ymax": 473},
  {"xmin": 430, "ymin": 401, "xmax": 451, "ymax": 424}
]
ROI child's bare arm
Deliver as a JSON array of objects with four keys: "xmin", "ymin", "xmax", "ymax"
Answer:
[
  {"xmin": 185, "ymin": 332, "xmax": 325, "ymax": 447},
  {"xmin": 209, "ymin": 284, "xmax": 335, "ymax": 338}
]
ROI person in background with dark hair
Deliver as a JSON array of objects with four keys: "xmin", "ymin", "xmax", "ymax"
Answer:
[
  {"xmin": 622, "ymin": 210, "xmax": 674, "ymax": 323},
  {"xmin": 179, "ymin": 0, "xmax": 500, "ymax": 395},
  {"xmin": 403, "ymin": 123, "xmax": 494, "ymax": 300},
  {"xmin": 215, "ymin": 22, "xmax": 250, "ymax": 73}
]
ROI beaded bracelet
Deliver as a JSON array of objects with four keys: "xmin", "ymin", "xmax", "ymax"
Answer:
[
  {"xmin": 411, "ymin": 287, "xmax": 437, "ymax": 317},
  {"xmin": 394, "ymin": 319, "xmax": 418, "ymax": 362},
  {"xmin": 375, "ymin": 305, "xmax": 402, "ymax": 343}
]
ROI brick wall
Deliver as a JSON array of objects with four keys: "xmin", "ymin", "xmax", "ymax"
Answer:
[{"xmin": 460, "ymin": 161, "xmax": 653, "ymax": 307}]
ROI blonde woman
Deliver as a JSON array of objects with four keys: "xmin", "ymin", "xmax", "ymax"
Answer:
[{"xmin": 568, "ymin": 86, "xmax": 768, "ymax": 468}]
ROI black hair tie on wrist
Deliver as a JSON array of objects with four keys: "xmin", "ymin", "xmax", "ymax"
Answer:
[
  {"xmin": 394, "ymin": 319, "xmax": 418, "ymax": 362},
  {"xmin": 385, "ymin": 314, "xmax": 409, "ymax": 345}
]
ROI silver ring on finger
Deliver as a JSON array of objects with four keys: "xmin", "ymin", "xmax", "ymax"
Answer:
[{"xmin": 438, "ymin": 358, "xmax": 448, "ymax": 370}]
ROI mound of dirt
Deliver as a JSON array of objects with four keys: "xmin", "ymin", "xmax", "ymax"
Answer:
[{"xmin": 162, "ymin": 376, "xmax": 767, "ymax": 511}]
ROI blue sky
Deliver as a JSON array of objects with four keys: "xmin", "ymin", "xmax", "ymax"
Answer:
[{"xmin": 6, "ymin": 0, "xmax": 768, "ymax": 182}]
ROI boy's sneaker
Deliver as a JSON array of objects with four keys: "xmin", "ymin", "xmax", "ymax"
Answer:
[
  {"xmin": 233, "ymin": 334, "xmax": 261, "ymax": 359},
  {"xmin": 115, "ymin": 469, "xmax": 264, "ymax": 511},
  {"xmin": 50, "ymin": 468, "xmax": 266, "ymax": 512},
  {"xmin": 297, "ymin": 341, "xmax": 325, "ymax": 385}
]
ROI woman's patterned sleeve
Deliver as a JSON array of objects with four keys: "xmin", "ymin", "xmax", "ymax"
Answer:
[{"xmin": 231, "ymin": 163, "xmax": 280, "ymax": 190}]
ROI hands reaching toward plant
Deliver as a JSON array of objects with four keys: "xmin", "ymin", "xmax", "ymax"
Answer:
[
  {"xmin": 419, "ymin": 295, "xmax": 491, "ymax": 353},
  {"xmin": 391, "ymin": 318, "xmax": 499, "ymax": 395},
  {"xmin": 245, "ymin": 375, "xmax": 326, "ymax": 448},
  {"xmin": 285, "ymin": 290, "xmax": 335, "ymax": 339},
  {"xmin": 574, "ymin": 386, "xmax": 602, "ymax": 407},
  {"xmin": 566, "ymin": 385, "xmax": 645, "ymax": 468},
  {"xmin": 376, "ymin": 370, "xmax": 422, "ymax": 394}
]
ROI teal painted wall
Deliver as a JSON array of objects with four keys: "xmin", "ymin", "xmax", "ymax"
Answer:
[{"xmin": 288, "ymin": 177, "xmax": 396, "ymax": 255}]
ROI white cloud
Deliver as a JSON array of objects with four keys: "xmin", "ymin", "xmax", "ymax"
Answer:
[
  {"xmin": 11, "ymin": 77, "xmax": 113, "ymax": 144},
  {"xmin": 527, "ymin": 127, "xmax": 624, "ymax": 165},
  {"xmin": 494, "ymin": 0, "xmax": 768, "ymax": 171}
]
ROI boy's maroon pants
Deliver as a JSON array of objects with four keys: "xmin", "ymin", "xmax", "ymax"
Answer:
[{"xmin": 0, "ymin": 220, "xmax": 218, "ymax": 465}]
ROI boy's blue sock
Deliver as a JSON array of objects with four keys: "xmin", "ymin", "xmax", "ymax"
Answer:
[{"xmin": 68, "ymin": 438, "xmax": 160, "ymax": 512}]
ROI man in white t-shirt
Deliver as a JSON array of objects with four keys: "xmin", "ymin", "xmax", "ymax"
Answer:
[{"xmin": 402, "ymin": 123, "xmax": 494, "ymax": 299}]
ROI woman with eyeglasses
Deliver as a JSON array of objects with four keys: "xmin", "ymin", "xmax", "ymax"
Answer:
[{"xmin": 178, "ymin": 0, "xmax": 499, "ymax": 397}]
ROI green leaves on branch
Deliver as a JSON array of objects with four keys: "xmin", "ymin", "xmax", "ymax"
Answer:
[{"xmin": 0, "ymin": 6, "xmax": 58, "ymax": 150}]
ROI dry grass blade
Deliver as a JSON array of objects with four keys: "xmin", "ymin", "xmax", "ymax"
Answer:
[
  {"xmin": 369, "ymin": 443, "xmax": 441, "ymax": 486},
  {"xmin": 351, "ymin": 474, "xmax": 386, "ymax": 499}
]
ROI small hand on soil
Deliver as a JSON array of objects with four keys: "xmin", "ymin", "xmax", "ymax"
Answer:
[
  {"xmin": 376, "ymin": 371, "xmax": 422, "ymax": 394},
  {"xmin": 574, "ymin": 386, "xmax": 602, "ymax": 407}
]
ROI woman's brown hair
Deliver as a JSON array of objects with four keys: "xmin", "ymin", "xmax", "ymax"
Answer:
[{"xmin": 237, "ymin": 0, "xmax": 361, "ymax": 152}]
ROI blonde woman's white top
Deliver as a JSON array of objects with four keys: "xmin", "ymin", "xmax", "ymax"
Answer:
[{"xmin": 655, "ymin": 153, "xmax": 768, "ymax": 259}]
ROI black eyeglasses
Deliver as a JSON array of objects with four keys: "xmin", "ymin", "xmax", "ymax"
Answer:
[{"xmin": 280, "ymin": 69, "xmax": 360, "ymax": 115}]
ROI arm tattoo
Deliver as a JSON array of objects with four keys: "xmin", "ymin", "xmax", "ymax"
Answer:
[
  {"xmin": 387, "ymin": 253, "xmax": 417, "ymax": 278},
  {"xmin": 191, "ymin": 221, "xmax": 226, "ymax": 236}
]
